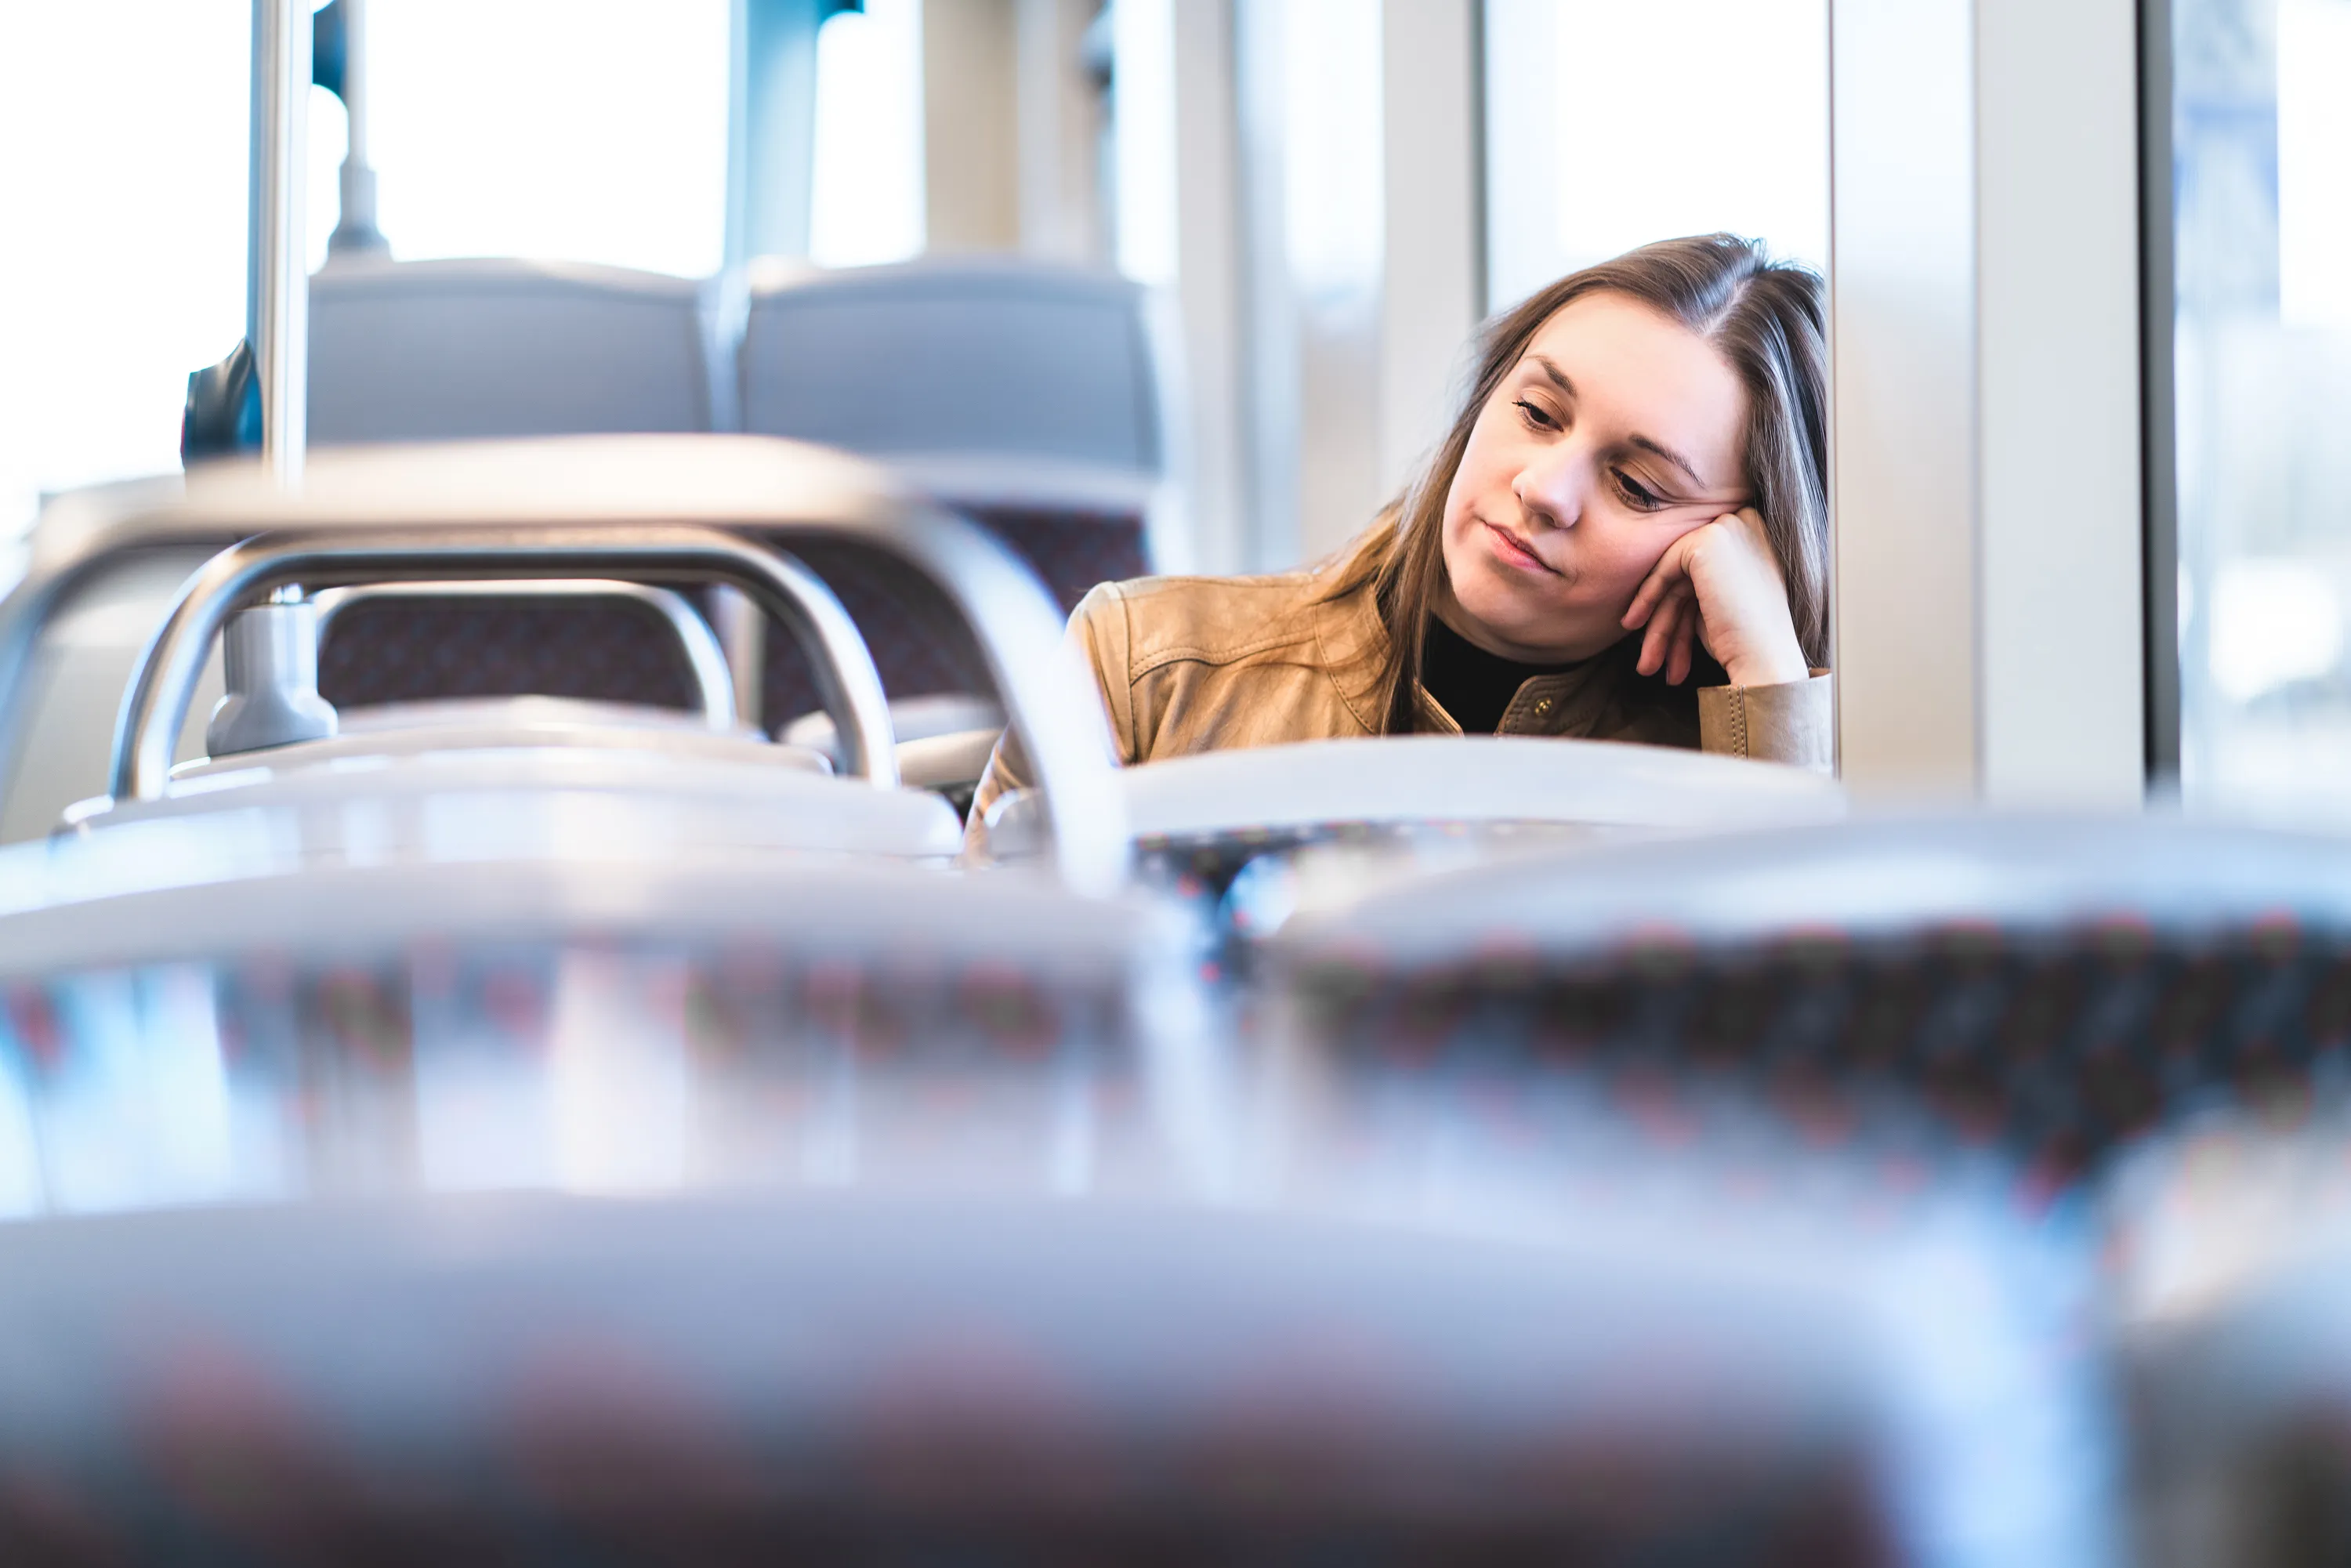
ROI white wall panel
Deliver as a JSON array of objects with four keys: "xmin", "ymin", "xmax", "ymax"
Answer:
[
  {"xmin": 1830, "ymin": 0, "xmax": 2146, "ymax": 802},
  {"xmin": 1829, "ymin": 0, "xmax": 1982, "ymax": 797},
  {"xmin": 1378, "ymin": 0, "xmax": 1481, "ymax": 501},
  {"xmin": 1975, "ymin": 0, "xmax": 2146, "ymax": 803}
]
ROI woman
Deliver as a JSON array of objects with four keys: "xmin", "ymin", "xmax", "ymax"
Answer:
[{"xmin": 969, "ymin": 233, "xmax": 1831, "ymax": 837}]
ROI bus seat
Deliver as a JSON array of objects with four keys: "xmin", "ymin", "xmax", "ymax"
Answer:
[
  {"xmin": 0, "ymin": 1139, "xmax": 2106, "ymax": 1564},
  {"xmin": 1265, "ymin": 813, "xmax": 2351, "ymax": 1200},
  {"xmin": 739, "ymin": 259, "xmax": 1165, "ymax": 726},
  {"xmin": 738, "ymin": 255, "xmax": 1161, "ymax": 489},
  {"xmin": 317, "ymin": 590, "xmax": 708, "ymax": 713},
  {"xmin": 302, "ymin": 259, "xmax": 724, "ymax": 718},
  {"xmin": 784, "ymin": 691, "xmax": 1005, "ymax": 813},
  {"xmin": 309, "ymin": 257, "xmax": 716, "ymax": 442},
  {"xmin": 2108, "ymin": 1114, "xmax": 2351, "ymax": 1566},
  {"xmin": 978, "ymin": 735, "xmax": 1846, "ymax": 969}
]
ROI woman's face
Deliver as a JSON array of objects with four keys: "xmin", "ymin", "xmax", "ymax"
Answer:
[{"xmin": 1438, "ymin": 292, "xmax": 1751, "ymax": 663}]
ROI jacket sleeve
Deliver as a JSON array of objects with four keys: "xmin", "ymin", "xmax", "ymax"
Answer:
[
  {"xmin": 962, "ymin": 583, "xmax": 1134, "ymax": 859},
  {"xmin": 1694, "ymin": 671, "xmax": 1833, "ymax": 773}
]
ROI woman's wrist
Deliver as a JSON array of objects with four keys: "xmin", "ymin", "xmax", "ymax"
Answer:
[{"xmin": 1721, "ymin": 638, "xmax": 1810, "ymax": 688}]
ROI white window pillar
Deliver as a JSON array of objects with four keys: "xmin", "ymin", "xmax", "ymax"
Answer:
[
  {"xmin": 1134, "ymin": 0, "xmax": 1478, "ymax": 574},
  {"xmin": 1015, "ymin": 0, "xmax": 1108, "ymax": 263},
  {"xmin": 923, "ymin": 0, "xmax": 1022, "ymax": 252},
  {"xmin": 1829, "ymin": 0, "xmax": 2147, "ymax": 804},
  {"xmin": 1113, "ymin": 0, "xmax": 1246, "ymax": 574},
  {"xmin": 1377, "ymin": 0, "xmax": 1482, "ymax": 498}
]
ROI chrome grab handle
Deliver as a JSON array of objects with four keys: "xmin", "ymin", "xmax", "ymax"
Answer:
[
  {"xmin": 308, "ymin": 579, "xmax": 740, "ymax": 731},
  {"xmin": 8, "ymin": 436, "xmax": 1131, "ymax": 894},
  {"xmin": 851, "ymin": 508, "xmax": 1128, "ymax": 896},
  {"xmin": 108, "ymin": 523, "xmax": 898, "ymax": 802}
]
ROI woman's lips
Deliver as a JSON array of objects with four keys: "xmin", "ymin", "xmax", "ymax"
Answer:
[{"xmin": 1483, "ymin": 520, "xmax": 1557, "ymax": 576}]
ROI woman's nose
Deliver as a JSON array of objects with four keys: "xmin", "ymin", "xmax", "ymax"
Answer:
[{"xmin": 1512, "ymin": 442, "xmax": 1591, "ymax": 531}]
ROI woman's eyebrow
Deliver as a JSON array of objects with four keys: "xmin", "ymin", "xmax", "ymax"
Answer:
[
  {"xmin": 1627, "ymin": 434, "xmax": 1709, "ymax": 491},
  {"xmin": 1527, "ymin": 354, "xmax": 1578, "ymax": 400},
  {"xmin": 1525, "ymin": 353, "xmax": 1721, "ymax": 494}
]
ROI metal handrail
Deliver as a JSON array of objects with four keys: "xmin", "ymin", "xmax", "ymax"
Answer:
[
  {"xmin": 5, "ymin": 436, "xmax": 1132, "ymax": 895},
  {"xmin": 308, "ymin": 579, "xmax": 739, "ymax": 731},
  {"xmin": 108, "ymin": 524, "xmax": 897, "ymax": 802}
]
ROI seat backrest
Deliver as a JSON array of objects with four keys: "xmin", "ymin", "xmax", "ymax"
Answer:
[
  {"xmin": 739, "ymin": 256, "xmax": 1162, "ymax": 480},
  {"xmin": 0, "ymin": 1183, "xmax": 2103, "ymax": 1566},
  {"xmin": 2110, "ymin": 1119, "xmax": 2351, "ymax": 1567},
  {"xmin": 317, "ymin": 593, "xmax": 704, "ymax": 712},
  {"xmin": 1267, "ymin": 813, "xmax": 2351, "ymax": 1196},
  {"xmin": 740, "ymin": 260, "xmax": 1161, "ymax": 726},
  {"xmin": 309, "ymin": 258, "xmax": 714, "ymax": 442}
]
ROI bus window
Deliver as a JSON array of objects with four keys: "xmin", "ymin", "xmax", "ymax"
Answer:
[
  {"xmin": 366, "ymin": 0, "xmax": 730, "ymax": 277},
  {"xmin": 807, "ymin": 0, "xmax": 924, "ymax": 268},
  {"xmin": 0, "ymin": 1, "xmax": 250, "ymax": 535},
  {"xmin": 2168, "ymin": 0, "xmax": 2351, "ymax": 820},
  {"xmin": 1483, "ymin": 0, "xmax": 1828, "ymax": 310}
]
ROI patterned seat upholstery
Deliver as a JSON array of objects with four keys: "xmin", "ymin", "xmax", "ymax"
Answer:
[
  {"xmin": 317, "ymin": 596, "xmax": 702, "ymax": 712},
  {"xmin": 758, "ymin": 506, "xmax": 1149, "ymax": 732},
  {"xmin": 305, "ymin": 507, "xmax": 1144, "ymax": 730},
  {"xmin": 1266, "ymin": 816, "xmax": 2351, "ymax": 1200}
]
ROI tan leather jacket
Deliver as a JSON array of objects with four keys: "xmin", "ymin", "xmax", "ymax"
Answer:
[{"xmin": 969, "ymin": 555, "xmax": 1832, "ymax": 835}]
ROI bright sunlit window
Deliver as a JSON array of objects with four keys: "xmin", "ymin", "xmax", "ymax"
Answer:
[
  {"xmin": 2172, "ymin": 0, "xmax": 2351, "ymax": 821},
  {"xmin": 807, "ymin": 0, "xmax": 926, "ymax": 268},
  {"xmin": 2277, "ymin": 0, "xmax": 2351, "ymax": 331},
  {"xmin": 1484, "ymin": 0, "xmax": 1829, "ymax": 309},
  {"xmin": 1281, "ymin": 0, "xmax": 1382, "ymax": 304},
  {"xmin": 0, "ymin": 1, "xmax": 250, "ymax": 535},
  {"xmin": 0, "ymin": 1, "xmax": 740, "ymax": 538},
  {"xmin": 366, "ymin": 0, "xmax": 731, "ymax": 277},
  {"xmin": 1109, "ymin": 0, "xmax": 1176, "ymax": 288}
]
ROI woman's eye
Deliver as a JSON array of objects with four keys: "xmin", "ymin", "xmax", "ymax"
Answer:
[
  {"xmin": 1615, "ymin": 471, "xmax": 1665, "ymax": 510},
  {"xmin": 1512, "ymin": 398, "xmax": 1559, "ymax": 432}
]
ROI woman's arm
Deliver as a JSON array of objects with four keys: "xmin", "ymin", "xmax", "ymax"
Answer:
[
  {"xmin": 1619, "ymin": 506, "xmax": 1809, "ymax": 690},
  {"xmin": 1621, "ymin": 508, "xmax": 1831, "ymax": 771}
]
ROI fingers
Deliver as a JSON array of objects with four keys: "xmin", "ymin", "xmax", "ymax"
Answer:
[
  {"xmin": 1635, "ymin": 588, "xmax": 1674, "ymax": 675},
  {"xmin": 1667, "ymin": 597, "xmax": 1698, "ymax": 686},
  {"xmin": 1637, "ymin": 583, "xmax": 1696, "ymax": 678},
  {"xmin": 1621, "ymin": 534, "xmax": 1694, "ymax": 630}
]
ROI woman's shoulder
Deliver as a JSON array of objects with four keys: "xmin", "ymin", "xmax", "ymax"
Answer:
[{"xmin": 1072, "ymin": 562, "xmax": 1354, "ymax": 677}]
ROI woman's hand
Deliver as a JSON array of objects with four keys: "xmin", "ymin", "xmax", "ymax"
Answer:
[{"xmin": 1620, "ymin": 507, "xmax": 1809, "ymax": 688}]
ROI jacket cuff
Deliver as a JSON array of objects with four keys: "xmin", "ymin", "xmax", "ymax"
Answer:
[{"xmin": 1697, "ymin": 672, "xmax": 1833, "ymax": 772}]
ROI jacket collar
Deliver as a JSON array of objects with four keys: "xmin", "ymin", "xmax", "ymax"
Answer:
[{"xmin": 1308, "ymin": 566, "xmax": 1676, "ymax": 739}]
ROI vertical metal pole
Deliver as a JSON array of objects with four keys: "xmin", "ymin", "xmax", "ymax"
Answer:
[
  {"xmin": 328, "ymin": 0, "xmax": 389, "ymax": 258},
  {"xmin": 726, "ymin": 0, "xmax": 824, "ymax": 270},
  {"xmin": 2139, "ymin": 0, "xmax": 2181, "ymax": 788},
  {"xmin": 711, "ymin": 589, "xmax": 768, "ymax": 731},
  {"xmin": 255, "ymin": 0, "xmax": 312, "ymax": 483}
]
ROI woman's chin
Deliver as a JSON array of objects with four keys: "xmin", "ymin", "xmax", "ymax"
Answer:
[{"xmin": 1449, "ymin": 595, "xmax": 1605, "ymax": 663}]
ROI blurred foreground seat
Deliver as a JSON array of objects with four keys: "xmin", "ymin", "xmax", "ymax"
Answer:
[
  {"xmin": 1264, "ymin": 813, "xmax": 2351, "ymax": 1199},
  {"xmin": 2107, "ymin": 1113, "xmax": 2351, "ymax": 1568},
  {"xmin": 980, "ymin": 735, "xmax": 1848, "ymax": 985},
  {"xmin": 0, "ymin": 1168, "xmax": 2107, "ymax": 1564}
]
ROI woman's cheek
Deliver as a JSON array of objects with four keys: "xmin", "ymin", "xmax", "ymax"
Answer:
[{"xmin": 1578, "ymin": 536, "xmax": 1659, "ymax": 611}]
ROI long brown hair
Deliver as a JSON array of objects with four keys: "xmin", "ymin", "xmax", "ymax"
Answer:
[{"xmin": 1329, "ymin": 234, "xmax": 1829, "ymax": 736}]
